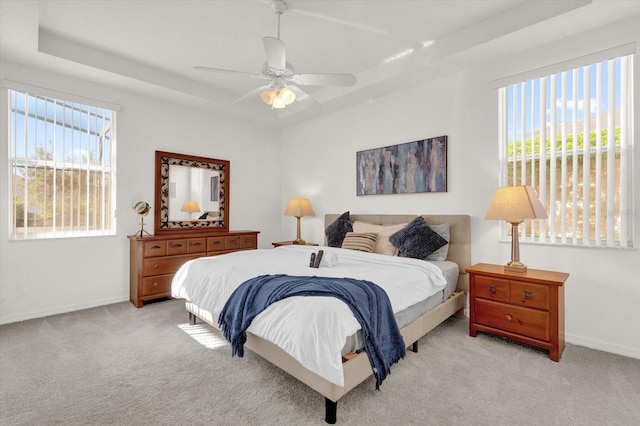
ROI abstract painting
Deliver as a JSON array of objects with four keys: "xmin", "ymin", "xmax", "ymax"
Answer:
[{"xmin": 356, "ymin": 135, "xmax": 447, "ymax": 195}]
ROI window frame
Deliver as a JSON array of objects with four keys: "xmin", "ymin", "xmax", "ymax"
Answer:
[
  {"xmin": 497, "ymin": 54, "xmax": 634, "ymax": 249},
  {"xmin": 6, "ymin": 86, "xmax": 118, "ymax": 240}
]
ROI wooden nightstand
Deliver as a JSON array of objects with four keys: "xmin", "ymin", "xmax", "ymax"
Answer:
[
  {"xmin": 466, "ymin": 263, "xmax": 569, "ymax": 361},
  {"xmin": 272, "ymin": 241, "xmax": 319, "ymax": 248}
]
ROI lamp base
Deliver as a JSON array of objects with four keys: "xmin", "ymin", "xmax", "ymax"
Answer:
[
  {"xmin": 504, "ymin": 262, "xmax": 527, "ymax": 273},
  {"xmin": 292, "ymin": 239, "xmax": 306, "ymax": 245}
]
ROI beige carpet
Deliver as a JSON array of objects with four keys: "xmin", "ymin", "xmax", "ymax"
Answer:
[{"xmin": 1, "ymin": 298, "xmax": 639, "ymax": 425}]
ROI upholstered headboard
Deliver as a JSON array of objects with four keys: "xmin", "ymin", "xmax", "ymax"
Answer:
[{"xmin": 324, "ymin": 214, "xmax": 471, "ymax": 292}]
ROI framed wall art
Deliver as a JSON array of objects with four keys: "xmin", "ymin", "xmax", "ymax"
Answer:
[{"xmin": 356, "ymin": 135, "xmax": 447, "ymax": 195}]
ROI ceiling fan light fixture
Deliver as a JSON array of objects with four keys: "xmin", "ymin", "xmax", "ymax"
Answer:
[
  {"xmin": 260, "ymin": 88, "xmax": 277, "ymax": 105},
  {"xmin": 271, "ymin": 94, "xmax": 286, "ymax": 109},
  {"xmin": 280, "ymin": 87, "xmax": 296, "ymax": 105}
]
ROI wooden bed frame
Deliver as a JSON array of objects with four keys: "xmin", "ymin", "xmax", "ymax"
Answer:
[{"xmin": 185, "ymin": 214, "xmax": 471, "ymax": 424}]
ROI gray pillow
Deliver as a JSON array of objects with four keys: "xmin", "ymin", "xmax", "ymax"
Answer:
[
  {"xmin": 325, "ymin": 211, "xmax": 353, "ymax": 247},
  {"xmin": 425, "ymin": 223, "xmax": 450, "ymax": 261},
  {"xmin": 390, "ymin": 216, "xmax": 448, "ymax": 259}
]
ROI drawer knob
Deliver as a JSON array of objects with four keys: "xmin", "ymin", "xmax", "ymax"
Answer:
[
  {"xmin": 487, "ymin": 285, "xmax": 497, "ymax": 294},
  {"xmin": 153, "ymin": 263, "xmax": 159, "ymax": 268},
  {"xmin": 153, "ymin": 282, "xmax": 159, "ymax": 287},
  {"xmin": 505, "ymin": 314, "xmax": 513, "ymax": 322},
  {"xmin": 523, "ymin": 290, "xmax": 533, "ymax": 300}
]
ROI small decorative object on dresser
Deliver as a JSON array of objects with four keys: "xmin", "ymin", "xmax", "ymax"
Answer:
[
  {"xmin": 129, "ymin": 230, "xmax": 259, "ymax": 307},
  {"xmin": 466, "ymin": 263, "xmax": 569, "ymax": 361},
  {"xmin": 133, "ymin": 201, "xmax": 151, "ymax": 237}
]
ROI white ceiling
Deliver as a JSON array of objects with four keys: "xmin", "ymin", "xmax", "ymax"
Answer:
[{"xmin": 2, "ymin": 0, "xmax": 640, "ymax": 128}]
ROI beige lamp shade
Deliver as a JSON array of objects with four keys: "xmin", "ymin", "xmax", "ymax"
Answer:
[
  {"xmin": 284, "ymin": 198, "xmax": 315, "ymax": 218},
  {"xmin": 485, "ymin": 185, "xmax": 547, "ymax": 222},
  {"xmin": 485, "ymin": 185, "xmax": 547, "ymax": 272},
  {"xmin": 284, "ymin": 198, "xmax": 315, "ymax": 244},
  {"xmin": 180, "ymin": 201, "xmax": 201, "ymax": 214}
]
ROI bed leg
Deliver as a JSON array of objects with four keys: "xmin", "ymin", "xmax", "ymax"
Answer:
[
  {"xmin": 325, "ymin": 398, "xmax": 337, "ymax": 424},
  {"xmin": 412, "ymin": 341, "xmax": 419, "ymax": 353},
  {"xmin": 189, "ymin": 312, "xmax": 196, "ymax": 325}
]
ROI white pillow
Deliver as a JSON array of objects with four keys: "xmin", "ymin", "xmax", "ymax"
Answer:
[
  {"xmin": 352, "ymin": 221, "xmax": 407, "ymax": 256},
  {"xmin": 424, "ymin": 223, "xmax": 450, "ymax": 261}
]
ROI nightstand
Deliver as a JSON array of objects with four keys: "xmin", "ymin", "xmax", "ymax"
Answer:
[
  {"xmin": 466, "ymin": 263, "xmax": 569, "ymax": 361},
  {"xmin": 272, "ymin": 241, "xmax": 319, "ymax": 248}
]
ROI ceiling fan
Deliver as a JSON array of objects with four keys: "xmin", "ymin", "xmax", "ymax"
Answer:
[{"xmin": 195, "ymin": 0, "xmax": 357, "ymax": 110}]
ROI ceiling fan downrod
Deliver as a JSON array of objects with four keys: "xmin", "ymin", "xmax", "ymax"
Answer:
[{"xmin": 270, "ymin": 0, "xmax": 287, "ymax": 40}]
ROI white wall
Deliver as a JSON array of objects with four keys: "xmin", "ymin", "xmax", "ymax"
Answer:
[
  {"xmin": 0, "ymin": 61, "xmax": 282, "ymax": 324},
  {"xmin": 280, "ymin": 19, "xmax": 640, "ymax": 359}
]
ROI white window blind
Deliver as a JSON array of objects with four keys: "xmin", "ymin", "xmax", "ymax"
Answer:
[
  {"xmin": 8, "ymin": 89, "xmax": 117, "ymax": 239},
  {"xmin": 498, "ymin": 54, "xmax": 634, "ymax": 248}
]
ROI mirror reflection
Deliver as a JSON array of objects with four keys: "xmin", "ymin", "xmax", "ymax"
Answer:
[{"xmin": 168, "ymin": 165, "xmax": 220, "ymax": 221}]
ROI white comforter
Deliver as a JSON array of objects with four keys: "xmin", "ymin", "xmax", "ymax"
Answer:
[{"xmin": 171, "ymin": 245, "xmax": 446, "ymax": 387}]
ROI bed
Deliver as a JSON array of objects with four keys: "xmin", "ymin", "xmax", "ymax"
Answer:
[{"xmin": 173, "ymin": 213, "xmax": 471, "ymax": 423}]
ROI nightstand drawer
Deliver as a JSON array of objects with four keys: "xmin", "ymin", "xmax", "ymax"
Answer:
[
  {"xmin": 475, "ymin": 276, "xmax": 509, "ymax": 302},
  {"xmin": 142, "ymin": 274, "xmax": 173, "ymax": 296},
  {"xmin": 510, "ymin": 281, "xmax": 549, "ymax": 310},
  {"xmin": 476, "ymin": 299, "xmax": 549, "ymax": 342}
]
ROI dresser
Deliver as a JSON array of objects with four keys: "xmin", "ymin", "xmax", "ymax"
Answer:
[
  {"xmin": 466, "ymin": 263, "xmax": 569, "ymax": 361},
  {"xmin": 129, "ymin": 230, "xmax": 259, "ymax": 307}
]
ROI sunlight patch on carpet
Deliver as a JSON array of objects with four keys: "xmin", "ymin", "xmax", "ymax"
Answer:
[{"xmin": 178, "ymin": 323, "xmax": 228, "ymax": 349}]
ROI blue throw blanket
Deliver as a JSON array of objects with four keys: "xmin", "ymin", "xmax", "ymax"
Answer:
[{"xmin": 218, "ymin": 274, "xmax": 406, "ymax": 389}]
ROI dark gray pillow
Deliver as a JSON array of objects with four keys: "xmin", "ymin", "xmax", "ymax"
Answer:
[
  {"xmin": 389, "ymin": 216, "xmax": 448, "ymax": 259},
  {"xmin": 325, "ymin": 211, "xmax": 353, "ymax": 247}
]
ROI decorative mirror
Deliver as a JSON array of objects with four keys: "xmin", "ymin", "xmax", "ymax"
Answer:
[{"xmin": 154, "ymin": 151, "xmax": 229, "ymax": 234}]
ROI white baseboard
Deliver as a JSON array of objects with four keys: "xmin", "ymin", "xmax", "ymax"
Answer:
[
  {"xmin": 566, "ymin": 332, "xmax": 640, "ymax": 360},
  {"xmin": 0, "ymin": 296, "xmax": 129, "ymax": 325}
]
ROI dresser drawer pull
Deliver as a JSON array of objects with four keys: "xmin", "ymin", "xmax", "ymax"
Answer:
[
  {"xmin": 523, "ymin": 290, "xmax": 533, "ymax": 300},
  {"xmin": 212, "ymin": 241, "xmax": 222, "ymax": 246},
  {"xmin": 192, "ymin": 242, "xmax": 202, "ymax": 246},
  {"xmin": 505, "ymin": 314, "xmax": 513, "ymax": 322},
  {"xmin": 153, "ymin": 281, "xmax": 159, "ymax": 287},
  {"xmin": 487, "ymin": 285, "xmax": 497, "ymax": 294},
  {"xmin": 244, "ymin": 238, "xmax": 251, "ymax": 243},
  {"xmin": 151, "ymin": 245, "xmax": 162, "ymax": 250},
  {"xmin": 170, "ymin": 243, "xmax": 183, "ymax": 248},
  {"xmin": 153, "ymin": 263, "xmax": 159, "ymax": 269}
]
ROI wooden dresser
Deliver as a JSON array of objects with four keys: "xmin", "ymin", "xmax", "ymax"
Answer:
[
  {"xmin": 129, "ymin": 230, "xmax": 259, "ymax": 307},
  {"xmin": 466, "ymin": 263, "xmax": 569, "ymax": 361}
]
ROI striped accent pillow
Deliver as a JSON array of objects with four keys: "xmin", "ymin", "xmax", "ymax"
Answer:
[{"xmin": 341, "ymin": 232, "xmax": 378, "ymax": 253}]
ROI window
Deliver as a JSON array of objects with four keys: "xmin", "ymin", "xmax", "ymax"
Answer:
[
  {"xmin": 8, "ymin": 89, "xmax": 117, "ymax": 239},
  {"xmin": 498, "ymin": 54, "xmax": 634, "ymax": 248}
]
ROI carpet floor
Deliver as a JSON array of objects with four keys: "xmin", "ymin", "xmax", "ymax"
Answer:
[{"xmin": 1, "ymin": 298, "xmax": 639, "ymax": 425}]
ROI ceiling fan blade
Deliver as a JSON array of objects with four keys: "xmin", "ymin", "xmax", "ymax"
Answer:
[
  {"xmin": 194, "ymin": 66, "xmax": 266, "ymax": 80},
  {"xmin": 263, "ymin": 36, "xmax": 286, "ymax": 71},
  {"xmin": 289, "ymin": 85, "xmax": 320, "ymax": 108},
  {"xmin": 232, "ymin": 85, "xmax": 270, "ymax": 105},
  {"xmin": 291, "ymin": 73, "xmax": 357, "ymax": 87}
]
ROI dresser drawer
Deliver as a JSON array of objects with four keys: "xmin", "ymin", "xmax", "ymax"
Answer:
[
  {"xmin": 187, "ymin": 238, "xmax": 206, "ymax": 253},
  {"xmin": 476, "ymin": 299, "xmax": 549, "ymax": 342},
  {"xmin": 237, "ymin": 234, "xmax": 257, "ymax": 249},
  {"xmin": 142, "ymin": 254, "xmax": 200, "ymax": 276},
  {"xmin": 510, "ymin": 281, "xmax": 549, "ymax": 310},
  {"xmin": 166, "ymin": 239, "xmax": 188, "ymax": 255},
  {"xmin": 207, "ymin": 236, "xmax": 226, "ymax": 252},
  {"xmin": 143, "ymin": 240, "xmax": 167, "ymax": 257},
  {"xmin": 475, "ymin": 276, "xmax": 509, "ymax": 302},
  {"xmin": 141, "ymin": 274, "xmax": 173, "ymax": 296}
]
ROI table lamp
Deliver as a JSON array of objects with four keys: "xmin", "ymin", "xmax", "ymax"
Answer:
[
  {"xmin": 181, "ymin": 200, "xmax": 201, "ymax": 220},
  {"xmin": 284, "ymin": 198, "xmax": 315, "ymax": 244},
  {"xmin": 485, "ymin": 185, "xmax": 547, "ymax": 272}
]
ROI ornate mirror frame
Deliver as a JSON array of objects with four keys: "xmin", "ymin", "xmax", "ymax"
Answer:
[{"xmin": 154, "ymin": 151, "xmax": 230, "ymax": 234}]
